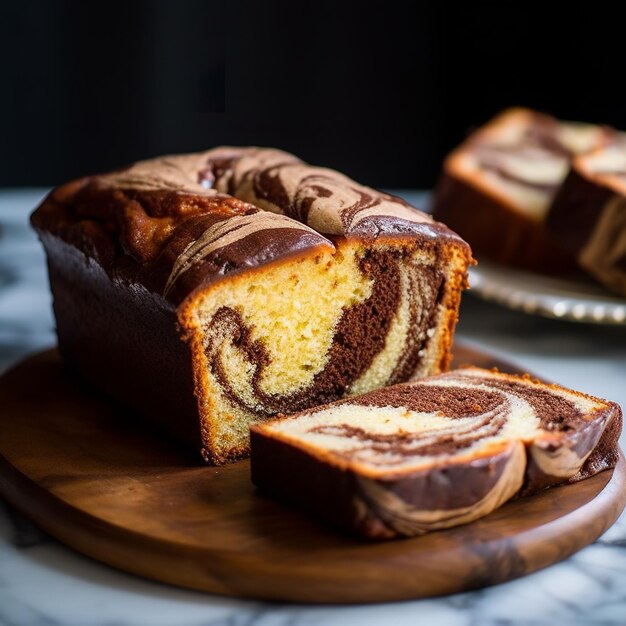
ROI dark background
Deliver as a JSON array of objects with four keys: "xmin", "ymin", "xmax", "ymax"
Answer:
[{"xmin": 1, "ymin": 0, "xmax": 625, "ymax": 189}]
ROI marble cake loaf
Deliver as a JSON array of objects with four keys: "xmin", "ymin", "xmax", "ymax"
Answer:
[
  {"xmin": 547, "ymin": 140, "xmax": 626, "ymax": 297},
  {"xmin": 432, "ymin": 108, "xmax": 610, "ymax": 272},
  {"xmin": 251, "ymin": 367, "xmax": 622, "ymax": 539},
  {"xmin": 31, "ymin": 148, "xmax": 472, "ymax": 464}
]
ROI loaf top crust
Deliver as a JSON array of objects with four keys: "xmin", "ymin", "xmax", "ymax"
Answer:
[{"xmin": 31, "ymin": 147, "xmax": 470, "ymax": 306}]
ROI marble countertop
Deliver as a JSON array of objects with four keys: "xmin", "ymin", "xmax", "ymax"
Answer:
[{"xmin": 1, "ymin": 189, "xmax": 626, "ymax": 626}]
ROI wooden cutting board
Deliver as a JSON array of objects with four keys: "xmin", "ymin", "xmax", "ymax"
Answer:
[{"xmin": 0, "ymin": 346, "xmax": 624, "ymax": 604}]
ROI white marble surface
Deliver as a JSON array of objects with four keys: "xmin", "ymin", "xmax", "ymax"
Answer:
[{"xmin": 1, "ymin": 189, "xmax": 626, "ymax": 626}]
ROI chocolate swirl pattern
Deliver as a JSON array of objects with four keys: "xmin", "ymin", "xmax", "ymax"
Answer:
[
  {"xmin": 163, "ymin": 211, "xmax": 321, "ymax": 296},
  {"xmin": 195, "ymin": 246, "xmax": 447, "ymax": 434},
  {"xmin": 31, "ymin": 146, "xmax": 472, "ymax": 464},
  {"xmin": 203, "ymin": 147, "xmax": 437, "ymax": 237},
  {"xmin": 98, "ymin": 152, "xmax": 222, "ymax": 195},
  {"xmin": 251, "ymin": 367, "xmax": 622, "ymax": 538}
]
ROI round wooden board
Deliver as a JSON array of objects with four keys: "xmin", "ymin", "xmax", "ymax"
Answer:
[{"xmin": 1, "ymin": 347, "xmax": 625, "ymax": 604}]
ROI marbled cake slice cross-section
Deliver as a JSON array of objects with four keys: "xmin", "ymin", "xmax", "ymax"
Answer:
[{"xmin": 250, "ymin": 367, "xmax": 622, "ymax": 539}]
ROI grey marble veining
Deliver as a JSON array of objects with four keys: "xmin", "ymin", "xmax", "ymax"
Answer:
[{"xmin": 1, "ymin": 190, "xmax": 625, "ymax": 626}]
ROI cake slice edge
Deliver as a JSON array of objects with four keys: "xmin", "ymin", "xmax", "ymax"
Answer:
[{"xmin": 250, "ymin": 367, "xmax": 622, "ymax": 539}]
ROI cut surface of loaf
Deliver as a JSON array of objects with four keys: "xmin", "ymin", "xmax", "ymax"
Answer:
[
  {"xmin": 250, "ymin": 367, "xmax": 622, "ymax": 538},
  {"xmin": 548, "ymin": 139, "xmax": 626, "ymax": 297},
  {"xmin": 432, "ymin": 108, "xmax": 610, "ymax": 271},
  {"xmin": 31, "ymin": 148, "xmax": 472, "ymax": 464}
]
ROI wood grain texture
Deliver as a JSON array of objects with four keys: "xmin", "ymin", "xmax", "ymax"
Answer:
[{"xmin": 0, "ymin": 347, "xmax": 624, "ymax": 604}]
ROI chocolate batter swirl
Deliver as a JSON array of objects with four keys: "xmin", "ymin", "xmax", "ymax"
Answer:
[
  {"xmin": 201, "ymin": 147, "xmax": 455, "ymax": 239},
  {"xmin": 204, "ymin": 248, "xmax": 445, "ymax": 415},
  {"xmin": 298, "ymin": 371, "xmax": 588, "ymax": 469}
]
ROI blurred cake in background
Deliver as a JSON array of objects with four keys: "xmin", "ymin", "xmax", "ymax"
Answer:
[
  {"xmin": 548, "ymin": 139, "xmax": 626, "ymax": 297},
  {"xmin": 432, "ymin": 108, "xmax": 612, "ymax": 273}
]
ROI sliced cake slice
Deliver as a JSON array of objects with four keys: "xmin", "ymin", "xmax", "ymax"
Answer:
[
  {"xmin": 432, "ymin": 108, "xmax": 610, "ymax": 271},
  {"xmin": 250, "ymin": 367, "xmax": 622, "ymax": 539},
  {"xmin": 547, "ymin": 138, "xmax": 626, "ymax": 297}
]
